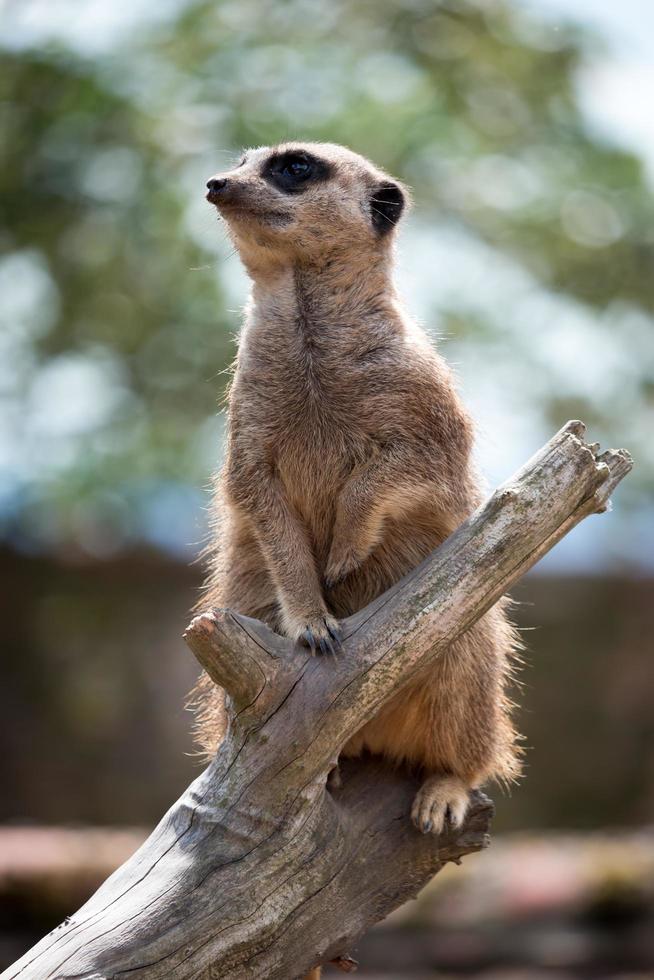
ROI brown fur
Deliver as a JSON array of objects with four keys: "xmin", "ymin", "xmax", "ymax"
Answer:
[{"xmin": 193, "ymin": 142, "xmax": 521, "ymax": 832}]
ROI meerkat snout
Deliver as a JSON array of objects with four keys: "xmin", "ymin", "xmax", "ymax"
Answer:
[{"xmin": 206, "ymin": 176, "xmax": 228, "ymax": 200}]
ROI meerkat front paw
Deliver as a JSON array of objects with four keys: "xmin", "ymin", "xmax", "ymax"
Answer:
[
  {"xmin": 300, "ymin": 616, "xmax": 342, "ymax": 654},
  {"xmin": 411, "ymin": 775, "xmax": 470, "ymax": 835},
  {"xmin": 324, "ymin": 544, "xmax": 369, "ymax": 588},
  {"xmin": 284, "ymin": 612, "xmax": 342, "ymax": 655}
]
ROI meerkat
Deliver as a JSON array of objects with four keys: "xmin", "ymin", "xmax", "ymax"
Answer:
[{"xmin": 195, "ymin": 141, "xmax": 521, "ymax": 837}]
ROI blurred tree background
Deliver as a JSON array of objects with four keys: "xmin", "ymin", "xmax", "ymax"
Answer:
[
  {"xmin": 2, "ymin": 0, "xmax": 654, "ymax": 973},
  {"xmin": 2, "ymin": 0, "xmax": 652, "ymax": 560}
]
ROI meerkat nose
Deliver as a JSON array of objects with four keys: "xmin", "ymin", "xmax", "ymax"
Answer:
[{"xmin": 206, "ymin": 177, "xmax": 228, "ymax": 199}]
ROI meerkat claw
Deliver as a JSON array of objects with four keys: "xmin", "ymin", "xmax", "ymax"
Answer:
[
  {"xmin": 301, "ymin": 627, "xmax": 317, "ymax": 653},
  {"xmin": 300, "ymin": 618, "xmax": 342, "ymax": 655},
  {"xmin": 326, "ymin": 621, "xmax": 343, "ymax": 650}
]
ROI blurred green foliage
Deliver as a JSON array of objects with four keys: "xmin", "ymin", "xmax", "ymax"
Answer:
[{"xmin": 1, "ymin": 0, "xmax": 652, "ymax": 555}]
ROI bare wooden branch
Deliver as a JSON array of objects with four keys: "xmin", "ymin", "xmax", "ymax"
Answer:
[
  {"xmin": 184, "ymin": 608, "xmax": 285, "ymax": 713},
  {"xmin": 6, "ymin": 422, "xmax": 631, "ymax": 980}
]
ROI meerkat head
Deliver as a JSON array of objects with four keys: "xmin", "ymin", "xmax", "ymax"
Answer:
[{"xmin": 205, "ymin": 142, "xmax": 409, "ymax": 274}]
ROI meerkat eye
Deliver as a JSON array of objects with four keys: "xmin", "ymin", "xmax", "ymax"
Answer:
[
  {"xmin": 263, "ymin": 151, "xmax": 331, "ymax": 193},
  {"xmin": 281, "ymin": 156, "xmax": 312, "ymax": 179}
]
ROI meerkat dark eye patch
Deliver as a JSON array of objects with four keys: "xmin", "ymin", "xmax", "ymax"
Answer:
[
  {"xmin": 370, "ymin": 181, "xmax": 405, "ymax": 234},
  {"xmin": 262, "ymin": 151, "xmax": 332, "ymax": 194}
]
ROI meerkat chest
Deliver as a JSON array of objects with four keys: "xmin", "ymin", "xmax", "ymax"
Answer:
[
  {"xmin": 266, "ymin": 376, "xmax": 368, "ymax": 494},
  {"xmin": 235, "ymin": 352, "xmax": 380, "ymax": 523},
  {"xmin": 276, "ymin": 414, "xmax": 370, "ymax": 549}
]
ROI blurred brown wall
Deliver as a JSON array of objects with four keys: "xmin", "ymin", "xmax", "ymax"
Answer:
[
  {"xmin": 1, "ymin": 546, "xmax": 652, "ymax": 831},
  {"xmin": 1, "ymin": 547, "xmax": 199, "ymax": 825}
]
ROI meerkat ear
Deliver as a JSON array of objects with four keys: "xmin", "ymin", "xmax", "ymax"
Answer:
[{"xmin": 370, "ymin": 181, "xmax": 405, "ymax": 234}]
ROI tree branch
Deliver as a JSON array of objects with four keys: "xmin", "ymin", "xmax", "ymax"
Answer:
[
  {"xmin": 184, "ymin": 608, "xmax": 285, "ymax": 713},
  {"xmin": 6, "ymin": 422, "xmax": 632, "ymax": 980}
]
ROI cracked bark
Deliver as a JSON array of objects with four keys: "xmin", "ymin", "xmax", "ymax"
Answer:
[{"xmin": 4, "ymin": 422, "xmax": 632, "ymax": 980}]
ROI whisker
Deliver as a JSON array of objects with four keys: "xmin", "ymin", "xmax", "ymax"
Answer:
[{"xmin": 370, "ymin": 205, "xmax": 394, "ymax": 225}]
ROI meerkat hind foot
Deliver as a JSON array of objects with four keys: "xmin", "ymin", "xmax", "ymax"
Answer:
[{"xmin": 411, "ymin": 774, "xmax": 470, "ymax": 835}]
